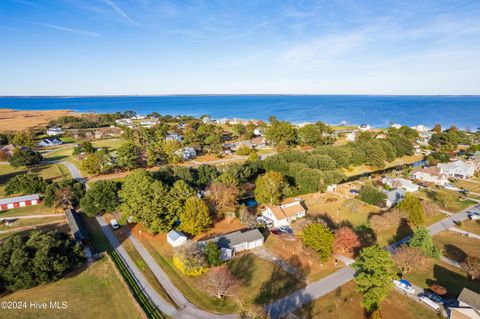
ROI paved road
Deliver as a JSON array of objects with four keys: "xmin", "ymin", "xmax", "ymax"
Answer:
[
  {"xmin": 266, "ymin": 266, "xmax": 355, "ymax": 318},
  {"xmin": 448, "ymin": 226, "xmax": 480, "ymax": 240},
  {"xmin": 61, "ymin": 161, "xmax": 236, "ymax": 318},
  {"xmin": 96, "ymin": 216, "xmax": 178, "ymax": 317}
]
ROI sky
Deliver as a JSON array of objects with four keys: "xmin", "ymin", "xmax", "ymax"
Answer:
[{"xmin": 1, "ymin": 0, "xmax": 480, "ymax": 95}]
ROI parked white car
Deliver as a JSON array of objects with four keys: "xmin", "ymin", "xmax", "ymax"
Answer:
[
  {"xmin": 468, "ymin": 212, "xmax": 480, "ymax": 220},
  {"xmin": 110, "ymin": 219, "xmax": 120, "ymax": 229},
  {"xmin": 393, "ymin": 280, "xmax": 415, "ymax": 294}
]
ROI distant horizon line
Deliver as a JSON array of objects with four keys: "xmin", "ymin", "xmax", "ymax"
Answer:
[{"xmin": 1, "ymin": 93, "xmax": 480, "ymax": 98}]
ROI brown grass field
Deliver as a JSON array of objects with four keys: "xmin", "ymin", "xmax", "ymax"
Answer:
[{"xmin": 0, "ymin": 108, "xmax": 75, "ymax": 132}]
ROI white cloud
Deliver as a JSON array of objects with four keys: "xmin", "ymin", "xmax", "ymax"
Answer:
[{"xmin": 37, "ymin": 23, "xmax": 101, "ymax": 37}]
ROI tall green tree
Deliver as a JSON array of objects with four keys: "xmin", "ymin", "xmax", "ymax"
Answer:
[
  {"xmin": 81, "ymin": 180, "xmax": 120, "ymax": 217},
  {"xmin": 302, "ymin": 223, "xmax": 335, "ymax": 261},
  {"xmin": 5, "ymin": 174, "xmax": 47, "ymax": 195},
  {"xmin": 204, "ymin": 241, "xmax": 221, "ymax": 266},
  {"xmin": 117, "ymin": 142, "xmax": 140, "ymax": 170},
  {"xmin": 358, "ymin": 184, "xmax": 387, "ymax": 206},
  {"xmin": 179, "ymin": 197, "xmax": 211, "ymax": 236},
  {"xmin": 297, "ymin": 122, "xmax": 335, "ymax": 146},
  {"xmin": 9, "ymin": 148, "xmax": 43, "ymax": 168},
  {"xmin": 119, "ymin": 169, "xmax": 173, "ymax": 232},
  {"xmin": 353, "ymin": 245, "xmax": 397, "ymax": 314},
  {"xmin": 254, "ymin": 171, "xmax": 288, "ymax": 205},
  {"xmin": 82, "ymin": 149, "xmax": 114, "ymax": 175},
  {"xmin": 397, "ymin": 193, "xmax": 424, "ymax": 227},
  {"xmin": 265, "ymin": 117, "xmax": 297, "ymax": 146},
  {"xmin": 408, "ymin": 227, "xmax": 440, "ymax": 259}
]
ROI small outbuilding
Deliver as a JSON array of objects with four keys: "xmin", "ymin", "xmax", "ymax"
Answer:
[
  {"xmin": 0, "ymin": 194, "xmax": 40, "ymax": 211},
  {"xmin": 167, "ymin": 230, "xmax": 188, "ymax": 247}
]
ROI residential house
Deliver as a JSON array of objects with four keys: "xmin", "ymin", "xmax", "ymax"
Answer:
[
  {"xmin": 167, "ymin": 230, "xmax": 188, "ymax": 247},
  {"xmin": 65, "ymin": 208, "xmax": 92, "ymax": 258},
  {"xmin": 202, "ymin": 116, "xmax": 213, "ymax": 124},
  {"xmin": 359, "ymin": 124, "xmax": 371, "ymax": 131},
  {"xmin": 37, "ymin": 137, "xmax": 63, "ymax": 147},
  {"xmin": 141, "ymin": 119, "xmax": 158, "ymax": 128},
  {"xmin": 382, "ymin": 177, "xmax": 419, "ymax": 192},
  {"xmin": 385, "ymin": 189, "xmax": 406, "ymax": 207},
  {"xmin": 412, "ymin": 124, "xmax": 429, "ymax": 132},
  {"xmin": 47, "ymin": 127, "xmax": 64, "ymax": 136},
  {"xmin": 391, "ymin": 123, "xmax": 402, "ymax": 129},
  {"xmin": 231, "ymin": 140, "xmax": 253, "ymax": 151},
  {"xmin": 176, "ymin": 147, "xmax": 196, "ymax": 160},
  {"xmin": 261, "ymin": 200, "xmax": 307, "ymax": 228},
  {"xmin": 253, "ymin": 128, "xmax": 264, "ymax": 136},
  {"xmin": 251, "ymin": 136, "xmax": 266, "ymax": 149},
  {"xmin": 438, "ymin": 160, "xmax": 475, "ymax": 179},
  {"xmin": 410, "ymin": 167, "xmax": 449, "ymax": 186},
  {"xmin": 449, "ymin": 288, "xmax": 480, "ymax": 319},
  {"xmin": 115, "ymin": 118, "xmax": 133, "ymax": 126},
  {"xmin": 165, "ymin": 133, "xmax": 183, "ymax": 142},
  {"xmin": 199, "ymin": 229, "xmax": 264, "ymax": 261},
  {"xmin": 346, "ymin": 130, "xmax": 358, "ymax": 142},
  {"xmin": 0, "ymin": 194, "xmax": 40, "ymax": 211}
]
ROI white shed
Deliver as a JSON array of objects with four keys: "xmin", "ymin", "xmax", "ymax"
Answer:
[{"xmin": 167, "ymin": 230, "xmax": 187, "ymax": 247}]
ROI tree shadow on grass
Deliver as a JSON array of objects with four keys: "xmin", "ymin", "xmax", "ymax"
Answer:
[
  {"xmin": 254, "ymin": 255, "xmax": 307, "ymax": 305},
  {"xmin": 0, "ymin": 169, "xmax": 26, "ymax": 185},
  {"xmin": 388, "ymin": 219, "xmax": 413, "ymax": 245},
  {"xmin": 228, "ymin": 253, "xmax": 255, "ymax": 286},
  {"xmin": 355, "ymin": 224, "xmax": 377, "ymax": 250},
  {"xmin": 443, "ymin": 244, "xmax": 467, "ymax": 263},
  {"xmin": 427, "ymin": 263, "xmax": 480, "ymax": 298}
]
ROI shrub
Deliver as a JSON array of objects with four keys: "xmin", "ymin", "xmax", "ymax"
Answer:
[{"xmin": 173, "ymin": 242, "xmax": 209, "ymax": 276}]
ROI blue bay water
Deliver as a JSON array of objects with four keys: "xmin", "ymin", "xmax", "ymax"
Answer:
[{"xmin": 1, "ymin": 95, "xmax": 479, "ymax": 129}]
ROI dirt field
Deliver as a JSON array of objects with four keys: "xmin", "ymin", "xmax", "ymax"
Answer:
[{"xmin": 0, "ymin": 108, "xmax": 75, "ymax": 132}]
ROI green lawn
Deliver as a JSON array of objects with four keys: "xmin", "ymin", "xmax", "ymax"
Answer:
[
  {"xmin": 455, "ymin": 179, "xmax": 480, "ymax": 193},
  {"xmin": 416, "ymin": 188, "xmax": 476, "ymax": 213},
  {"xmin": 460, "ymin": 219, "xmax": 480, "ymax": 236},
  {"xmin": 405, "ymin": 260, "xmax": 480, "ymax": 298},
  {"xmin": 0, "ymin": 204, "xmax": 55, "ymax": 218},
  {"xmin": 79, "ymin": 213, "xmax": 165, "ymax": 319},
  {"xmin": 0, "ymin": 258, "xmax": 144, "ymax": 319},
  {"xmin": 294, "ymin": 281, "xmax": 437, "ymax": 319},
  {"xmin": 433, "ymin": 231, "xmax": 480, "ymax": 262},
  {"xmin": 0, "ymin": 216, "xmax": 65, "ymax": 231},
  {"xmin": 0, "ymin": 163, "xmax": 70, "ymax": 196}
]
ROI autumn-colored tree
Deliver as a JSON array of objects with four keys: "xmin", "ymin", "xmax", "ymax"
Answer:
[
  {"xmin": 392, "ymin": 245, "xmax": 428, "ymax": 275},
  {"xmin": 207, "ymin": 182, "xmax": 239, "ymax": 219},
  {"xmin": 333, "ymin": 226, "xmax": 361, "ymax": 256},
  {"xmin": 397, "ymin": 193, "xmax": 424, "ymax": 227},
  {"xmin": 462, "ymin": 256, "xmax": 480, "ymax": 280},
  {"xmin": 179, "ymin": 197, "xmax": 212, "ymax": 236},
  {"xmin": 203, "ymin": 266, "xmax": 239, "ymax": 299}
]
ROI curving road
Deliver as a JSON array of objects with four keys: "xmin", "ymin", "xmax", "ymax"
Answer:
[{"xmin": 61, "ymin": 160, "xmax": 236, "ymax": 318}]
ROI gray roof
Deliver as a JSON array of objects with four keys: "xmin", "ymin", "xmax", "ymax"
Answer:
[
  {"xmin": 201, "ymin": 229, "xmax": 264, "ymax": 249},
  {"xmin": 386, "ymin": 188, "xmax": 405, "ymax": 204},
  {"xmin": 0, "ymin": 194, "xmax": 40, "ymax": 205},
  {"xmin": 64, "ymin": 208, "xmax": 89, "ymax": 242},
  {"xmin": 167, "ymin": 230, "xmax": 187, "ymax": 241},
  {"xmin": 458, "ymin": 288, "xmax": 480, "ymax": 310}
]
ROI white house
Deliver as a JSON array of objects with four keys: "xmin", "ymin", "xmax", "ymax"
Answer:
[
  {"xmin": 141, "ymin": 119, "xmax": 158, "ymax": 128},
  {"xmin": 167, "ymin": 230, "xmax": 188, "ymax": 247},
  {"xmin": 346, "ymin": 130, "xmax": 358, "ymax": 142},
  {"xmin": 385, "ymin": 189, "xmax": 406, "ymax": 208},
  {"xmin": 412, "ymin": 124, "xmax": 429, "ymax": 132},
  {"xmin": 382, "ymin": 177, "xmax": 419, "ymax": 192},
  {"xmin": 176, "ymin": 147, "xmax": 196, "ymax": 160},
  {"xmin": 448, "ymin": 288, "xmax": 480, "ymax": 319},
  {"xmin": 37, "ymin": 137, "xmax": 63, "ymax": 147},
  {"xmin": 359, "ymin": 124, "xmax": 371, "ymax": 131},
  {"xmin": 47, "ymin": 127, "xmax": 64, "ymax": 136},
  {"xmin": 262, "ymin": 200, "xmax": 307, "ymax": 228},
  {"xmin": 165, "ymin": 133, "xmax": 183, "ymax": 142},
  {"xmin": 199, "ymin": 229, "xmax": 264, "ymax": 261},
  {"xmin": 438, "ymin": 160, "xmax": 475, "ymax": 179},
  {"xmin": 391, "ymin": 123, "xmax": 402, "ymax": 129},
  {"xmin": 115, "ymin": 118, "xmax": 133, "ymax": 126},
  {"xmin": 410, "ymin": 167, "xmax": 449, "ymax": 186}
]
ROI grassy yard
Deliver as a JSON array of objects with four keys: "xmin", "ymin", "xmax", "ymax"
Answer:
[
  {"xmin": 134, "ymin": 226, "xmax": 303, "ymax": 313},
  {"xmin": 341, "ymin": 154, "xmax": 424, "ymax": 177},
  {"xmin": 294, "ymin": 281, "xmax": 437, "ymax": 319},
  {"xmin": 0, "ymin": 216, "xmax": 65, "ymax": 231},
  {"xmin": 0, "ymin": 258, "xmax": 143, "ymax": 319},
  {"xmin": 416, "ymin": 188, "xmax": 476, "ymax": 213},
  {"xmin": 433, "ymin": 231, "xmax": 480, "ymax": 262},
  {"xmin": 79, "ymin": 213, "xmax": 165, "ymax": 319},
  {"xmin": 405, "ymin": 259, "xmax": 480, "ymax": 298},
  {"xmin": 455, "ymin": 179, "xmax": 480, "ymax": 193},
  {"xmin": 0, "ymin": 219, "xmax": 70, "ymax": 241},
  {"xmin": 0, "ymin": 204, "xmax": 56, "ymax": 218},
  {"xmin": 0, "ymin": 163, "xmax": 70, "ymax": 195},
  {"xmin": 460, "ymin": 219, "xmax": 480, "ymax": 235}
]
